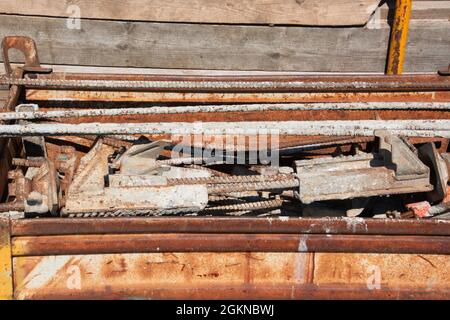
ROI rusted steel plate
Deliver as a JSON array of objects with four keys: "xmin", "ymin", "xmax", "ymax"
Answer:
[
  {"xmin": 11, "ymin": 233, "xmax": 450, "ymax": 256},
  {"xmin": 0, "ymin": 216, "xmax": 13, "ymax": 299},
  {"xmin": 26, "ymin": 90, "xmax": 450, "ymax": 103},
  {"xmin": 12, "ymin": 252, "xmax": 313, "ymax": 300},
  {"xmin": 314, "ymin": 253, "xmax": 450, "ymax": 290},
  {"xmin": 11, "ymin": 217, "xmax": 450, "ymax": 237},
  {"xmin": 11, "ymin": 284, "xmax": 450, "ymax": 300},
  {"xmin": 12, "ymin": 252, "xmax": 450, "ymax": 300}
]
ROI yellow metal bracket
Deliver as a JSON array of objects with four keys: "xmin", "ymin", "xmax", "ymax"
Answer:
[
  {"xmin": 386, "ymin": 0, "xmax": 412, "ymax": 75},
  {"xmin": 0, "ymin": 215, "xmax": 13, "ymax": 300}
]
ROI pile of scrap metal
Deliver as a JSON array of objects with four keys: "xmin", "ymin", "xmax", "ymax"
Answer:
[
  {"xmin": 0, "ymin": 115, "xmax": 449, "ymax": 219},
  {"xmin": 0, "ymin": 36, "xmax": 449, "ymax": 220}
]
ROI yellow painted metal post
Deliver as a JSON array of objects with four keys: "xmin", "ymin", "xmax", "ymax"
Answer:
[
  {"xmin": 0, "ymin": 215, "xmax": 13, "ymax": 300},
  {"xmin": 386, "ymin": 0, "xmax": 412, "ymax": 74}
]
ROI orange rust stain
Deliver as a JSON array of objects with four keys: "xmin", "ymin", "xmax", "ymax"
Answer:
[
  {"xmin": 13, "ymin": 252, "xmax": 450, "ymax": 299},
  {"xmin": 314, "ymin": 253, "xmax": 450, "ymax": 289},
  {"xmin": 101, "ymin": 256, "xmax": 128, "ymax": 278}
]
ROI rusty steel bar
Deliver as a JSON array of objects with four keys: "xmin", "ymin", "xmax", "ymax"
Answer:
[
  {"xmin": 11, "ymin": 158, "xmax": 44, "ymax": 167},
  {"xmin": 10, "ymin": 217, "xmax": 450, "ymax": 236},
  {"xmin": 168, "ymin": 174, "xmax": 290, "ymax": 185},
  {"xmin": 386, "ymin": 0, "xmax": 412, "ymax": 74},
  {"xmin": 157, "ymin": 157, "xmax": 225, "ymax": 166},
  {"xmin": 207, "ymin": 179, "xmax": 299, "ymax": 194},
  {"xmin": 11, "ymin": 233, "xmax": 450, "ymax": 256},
  {"xmin": 203, "ymin": 199, "xmax": 283, "ymax": 212},
  {"xmin": 81, "ymin": 135, "xmax": 133, "ymax": 148},
  {"xmin": 1, "ymin": 120, "xmax": 450, "ymax": 137},
  {"xmin": 2, "ymin": 73, "xmax": 450, "ymax": 92},
  {"xmin": 3, "ymin": 102, "xmax": 450, "ymax": 121},
  {"xmin": 279, "ymin": 136, "xmax": 374, "ymax": 155}
]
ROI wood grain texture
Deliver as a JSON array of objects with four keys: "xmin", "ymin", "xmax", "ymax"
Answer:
[
  {"xmin": 379, "ymin": 0, "xmax": 450, "ymax": 21},
  {"xmin": 0, "ymin": 0, "xmax": 382, "ymax": 26},
  {"xmin": 0, "ymin": 15, "xmax": 448, "ymax": 72}
]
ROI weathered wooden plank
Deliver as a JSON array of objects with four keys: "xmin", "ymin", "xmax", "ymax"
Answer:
[
  {"xmin": 379, "ymin": 0, "xmax": 450, "ymax": 22},
  {"xmin": 0, "ymin": 0, "xmax": 381, "ymax": 26},
  {"xmin": 0, "ymin": 15, "xmax": 448, "ymax": 72},
  {"xmin": 0, "ymin": 64, "xmax": 379, "ymax": 76}
]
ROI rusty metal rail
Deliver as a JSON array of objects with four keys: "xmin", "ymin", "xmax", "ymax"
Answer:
[
  {"xmin": 10, "ymin": 233, "xmax": 450, "ymax": 256},
  {"xmin": 10, "ymin": 217, "xmax": 450, "ymax": 236}
]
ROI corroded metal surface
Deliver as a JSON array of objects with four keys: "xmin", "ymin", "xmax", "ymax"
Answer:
[
  {"xmin": 2, "ymin": 36, "xmax": 450, "ymax": 300},
  {"xmin": 13, "ymin": 252, "xmax": 313, "ymax": 300},
  {"xmin": 4, "ymin": 73, "xmax": 450, "ymax": 92},
  {"xmin": 1, "ymin": 36, "xmax": 50, "ymax": 76},
  {"xmin": 10, "ymin": 216, "xmax": 450, "ymax": 237},
  {"xmin": 1, "ymin": 120, "xmax": 450, "ymax": 138},
  {"xmin": 11, "ymin": 233, "xmax": 450, "ymax": 256},
  {"xmin": 314, "ymin": 253, "xmax": 450, "ymax": 290},
  {"xmin": 3, "ymin": 102, "xmax": 450, "ymax": 121},
  {"xmin": 11, "ymin": 252, "xmax": 450, "ymax": 299},
  {"xmin": 295, "ymin": 132, "xmax": 433, "ymax": 203}
]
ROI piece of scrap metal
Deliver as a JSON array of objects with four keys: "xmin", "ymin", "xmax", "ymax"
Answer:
[
  {"xmin": 294, "ymin": 131, "xmax": 433, "ymax": 203},
  {"xmin": 62, "ymin": 141, "xmax": 208, "ymax": 217}
]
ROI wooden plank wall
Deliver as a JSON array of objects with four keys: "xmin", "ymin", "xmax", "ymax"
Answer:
[{"xmin": 0, "ymin": 0, "xmax": 448, "ymax": 73}]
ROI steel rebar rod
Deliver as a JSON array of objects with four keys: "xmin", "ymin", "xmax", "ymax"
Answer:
[
  {"xmin": 1, "ymin": 75, "xmax": 449, "ymax": 92},
  {"xmin": 0, "ymin": 120, "xmax": 450, "ymax": 138},
  {"xmin": 3, "ymin": 102, "xmax": 450, "ymax": 120},
  {"xmin": 207, "ymin": 179, "xmax": 299, "ymax": 194},
  {"xmin": 156, "ymin": 157, "xmax": 226, "ymax": 166},
  {"xmin": 168, "ymin": 174, "xmax": 290, "ymax": 185},
  {"xmin": 11, "ymin": 158, "xmax": 44, "ymax": 167},
  {"xmin": 203, "ymin": 199, "xmax": 284, "ymax": 212}
]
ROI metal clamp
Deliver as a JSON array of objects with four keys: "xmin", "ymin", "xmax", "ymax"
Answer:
[{"xmin": 1, "ymin": 36, "xmax": 52, "ymax": 76}]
